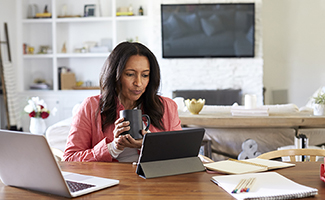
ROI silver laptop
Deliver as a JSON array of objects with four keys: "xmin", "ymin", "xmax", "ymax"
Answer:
[{"xmin": 0, "ymin": 129, "xmax": 119, "ymax": 198}]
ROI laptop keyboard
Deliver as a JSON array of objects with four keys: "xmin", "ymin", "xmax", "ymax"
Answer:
[{"xmin": 66, "ymin": 180, "xmax": 95, "ymax": 193}]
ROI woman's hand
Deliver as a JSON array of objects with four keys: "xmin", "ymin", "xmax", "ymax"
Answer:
[
  {"xmin": 113, "ymin": 117, "xmax": 130, "ymax": 150},
  {"xmin": 113, "ymin": 117, "xmax": 130, "ymax": 138},
  {"xmin": 116, "ymin": 135, "xmax": 142, "ymax": 149},
  {"xmin": 117, "ymin": 129, "xmax": 149, "ymax": 149},
  {"xmin": 113, "ymin": 117, "xmax": 148, "ymax": 149},
  {"xmin": 113, "ymin": 117, "xmax": 149, "ymax": 150}
]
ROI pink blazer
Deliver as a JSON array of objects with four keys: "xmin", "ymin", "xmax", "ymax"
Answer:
[{"xmin": 63, "ymin": 95, "xmax": 182, "ymax": 162}]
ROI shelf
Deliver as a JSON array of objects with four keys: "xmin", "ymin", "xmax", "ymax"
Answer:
[
  {"xmin": 18, "ymin": 0, "xmax": 149, "ymax": 94},
  {"xmin": 115, "ymin": 15, "xmax": 148, "ymax": 21},
  {"xmin": 55, "ymin": 17, "xmax": 113, "ymax": 23},
  {"xmin": 23, "ymin": 54, "xmax": 53, "ymax": 59},
  {"xmin": 72, "ymin": 86, "xmax": 100, "ymax": 90},
  {"xmin": 56, "ymin": 53, "xmax": 109, "ymax": 58},
  {"xmin": 22, "ymin": 19, "xmax": 52, "ymax": 23}
]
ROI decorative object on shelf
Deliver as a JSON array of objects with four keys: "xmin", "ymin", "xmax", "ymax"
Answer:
[
  {"xmin": 24, "ymin": 97, "xmax": 50, "ymax": 135},
  {"xmin": 83, "ymin": 41, "xmax": 97, "ymax": 52},
  {"xmin": 61, "ymin": 42, "xmax": 67, "ymax": 53},
  {"xmin": 84, "ymin": 4, "xmax": 96, "ymax": 17},
  {"xmin": 35, "ymin": 13, "xmax": 52, "ymax": 18},
  {"xmin": 76, "ymin": 81, "xmax": 84, "ymax": 87},
  {"xmin": 44, "ymin": 5, "xmax": 49, "ymax": 13},
  {"xmin": 35, "ymin": 5, "xmax": 52, "ymax": 18},
  {"xmin": 38, "ymin": 45, "xmax": 51, "ymax": 54},
  {"xmin": 312, "ymin": 92, "xmax": 325, "ymax": 116},
  {"xmin": 116, "ymin": 6, "xmax": 134, "ymax": 16},
  {"xmin": 30, "ymin": 78, "xmax": 50, "ymax": 90},
  {"xmin": 85, "ymin": 80, "xmax": 92, "ymax": 87},
  {"xmin": 23, "ymin": 43, "xmax": 27, "ymax": 54},
  {"xmin": 27, "ymin": 4, "xmax": 38, "ymax": 18},
  {"xmin": 27, "ymin": 46, "xmax": 34, "ymax": 54},
  {"xmin": 60, "ymin": 4, "xmax": 67, "ymax": 16},
  {"xmin": 128, "ymin": 4, "xmax": 133, "ymax": 13},
  {"xmin": 61, "ymin": 72, "xmax": 76, "ymax": 90},
  {"xmin": 185, "ymin": 98, "xmax": 205, "ymax": 114},
  {"xmin": 57, "ymin": 4, "xmax": 81, "ymax": 19},
  {"xmin": 139, "ymin": 6, "xmax": 144, "ymax": 16},
  {"xmin": 74, "ymin": 46, "xmax": 87, "ymax": 53}
]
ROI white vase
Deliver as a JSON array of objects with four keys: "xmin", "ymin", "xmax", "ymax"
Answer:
[
  {"xmin": 29, "ymin": 118, "xmax": 47, "ymax": 135},
  {"xmin": 313, "ymin": 104, "xmax": 325, "ymax": 116}
]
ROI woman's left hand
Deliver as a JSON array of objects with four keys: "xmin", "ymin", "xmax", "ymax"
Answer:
[{"xmin": 116, "ymin": 130, "xmax": 148, "ymax": 149}]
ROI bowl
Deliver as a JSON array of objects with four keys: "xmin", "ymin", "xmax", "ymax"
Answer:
[{"xmin": 185, "ymin": 98, "xmax": 205, "ymax": 114}]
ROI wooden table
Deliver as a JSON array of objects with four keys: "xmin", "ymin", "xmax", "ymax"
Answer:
[
  {"xmin": 1, "ymin": 161, "xmax": 325, "ymax": 199},
  {"xmin": 179, "ymin": 112, "xmax": 325, "ymax": 128}
]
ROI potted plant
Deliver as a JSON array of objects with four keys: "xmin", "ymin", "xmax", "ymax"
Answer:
[{"xmin": 312, "ymin": 92, "xmax": 325, "ymax": 116}]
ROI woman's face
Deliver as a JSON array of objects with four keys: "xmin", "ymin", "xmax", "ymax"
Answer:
[{"xmin": 119, "ymin": 55, "xmax": 150, "ymax": 109}]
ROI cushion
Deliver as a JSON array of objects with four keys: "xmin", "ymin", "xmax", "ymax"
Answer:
[
  {"xmin": 205, "ymin": 128, "xmax": 296, "ymax": 161},
  {"xmin": 45, "ymin": 117, "xmax": 72, "ymax": 152}
]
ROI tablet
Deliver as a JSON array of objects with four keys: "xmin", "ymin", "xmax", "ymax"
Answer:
[{"xmin": 136, "ymin": 128, "xmax": 205, "ymax": 178}]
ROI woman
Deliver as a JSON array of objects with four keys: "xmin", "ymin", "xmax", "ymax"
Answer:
[{"xmin": 63, "ymin": 42, "xmax": 182, "ymax": 162}]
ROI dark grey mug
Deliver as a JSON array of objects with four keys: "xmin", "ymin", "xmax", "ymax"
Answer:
[{"xmin": 119, "ymin": 109, "xmax": 150, "ymax": 139}]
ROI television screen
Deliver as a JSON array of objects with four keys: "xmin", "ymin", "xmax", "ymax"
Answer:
[{"xmin": 161, "ymin": 3, "xmax": 255, "ymax": 58}]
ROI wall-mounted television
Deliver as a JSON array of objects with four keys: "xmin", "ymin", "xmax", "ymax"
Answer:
[{"xmin": 161, "ymin": 3, "xmax": 255, "ymax": 58}]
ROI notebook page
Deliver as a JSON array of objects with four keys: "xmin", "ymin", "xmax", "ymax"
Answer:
[
  {"xmin": 204, "ymin": 160, "xmax": 267, "ymax": 174},
  {"xmin": 211, "ymin": 172, "xmax": 318, "ymax": 200}
]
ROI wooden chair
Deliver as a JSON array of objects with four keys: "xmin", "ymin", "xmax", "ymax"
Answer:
[
  {"xmin": 257, "ymin": 149, "xmax": 325, "ymax": 162},
  {"xmin": 198, "ymin": 154, "xmax": 214, "ymax": 163},
  {"xmin": 51, "ymin": 147, "xmax": 64, "ymax": 162}
]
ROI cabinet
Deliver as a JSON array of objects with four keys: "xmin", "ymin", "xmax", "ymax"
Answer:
[{"xmin": 17, "ymin": 0, "xmax": 149, "ymax": 92}]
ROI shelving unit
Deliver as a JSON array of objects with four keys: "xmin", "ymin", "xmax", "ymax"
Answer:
[
  {"xmin": 17, "ymin": 0, "xmax": 149, "ymax": 92},
  {"xmin": 16, "ymin": 0, "xmax": 149, "ymax": 130}
]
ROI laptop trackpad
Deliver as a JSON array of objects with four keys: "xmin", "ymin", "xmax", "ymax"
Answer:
[{"xmin": 62, "ymin": 171, "xmax": 90, "ymax": 181}]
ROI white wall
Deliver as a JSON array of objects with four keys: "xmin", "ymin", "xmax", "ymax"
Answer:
[
  {"xmin": 263, "ymin": 0, "xmax": 325, "ymax": 107},
  {"xmin": 2, "ymin": 0, "xmax": 325, "ymax": 121}
]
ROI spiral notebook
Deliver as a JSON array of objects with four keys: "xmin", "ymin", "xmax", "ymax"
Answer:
[{"xmin": 211, "ymin": 171, "xmax": 318, "ymax": 200}]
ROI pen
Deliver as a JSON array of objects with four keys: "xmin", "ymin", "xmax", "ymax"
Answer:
[
  {"xmin": 241, "ymin": 177, "xmax": 256, "ymax": 193},
  {"xmin": 240, "ymin": 178, "xmax": 250, "ymax": 192},
  {"xmin": 245, "ymin": 177, "xmax": 256, "ymax": 192},
  {"xmin": 231, "ymin": 179, "xmax": 246, "ymax": 193}
]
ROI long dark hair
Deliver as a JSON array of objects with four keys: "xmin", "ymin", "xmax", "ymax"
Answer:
[{"xmin": 98, "ymin": 42, "xmax": 164, "ymax": 131}]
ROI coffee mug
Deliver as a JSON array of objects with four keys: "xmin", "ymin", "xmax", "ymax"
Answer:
[{"xmin": 119, "ymin": 109, "xmax": 150, "ymax": 139}]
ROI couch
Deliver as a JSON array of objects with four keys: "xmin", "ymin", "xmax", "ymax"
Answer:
[{"xmin": 172, "ymin": 88, "xmax": 325, "ymax": 161}]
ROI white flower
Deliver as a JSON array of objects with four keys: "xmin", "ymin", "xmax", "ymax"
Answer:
[
  {"xmin": 36, "ymin": 105, "xmax": 42, "ymax": 112},
  {"xmin": 24, "ymin": 96, "xmax": 50, "ymax": 119},
  {"xmin": 24, "ymin": 104, "xmax": 34, "ymax": 113}
]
